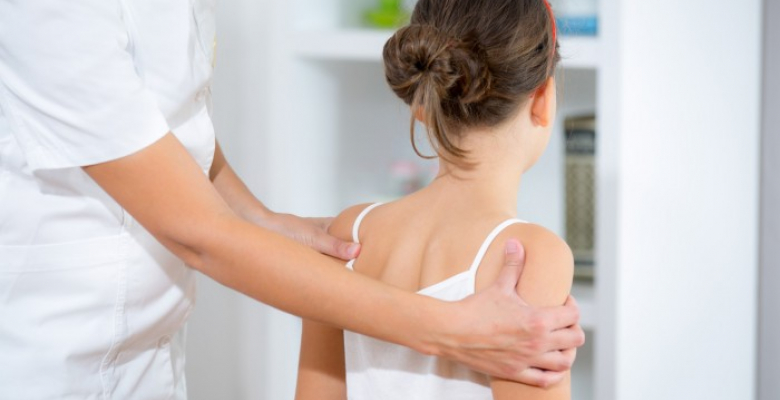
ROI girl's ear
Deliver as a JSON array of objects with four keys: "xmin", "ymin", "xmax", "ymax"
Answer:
[{"xmin": 530, "ymin": 77, "xmax": 556, "ymax": 127}]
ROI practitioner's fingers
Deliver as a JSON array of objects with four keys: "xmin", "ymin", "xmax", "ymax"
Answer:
[
  {"xmin": 518, "ymin": 348, "xmax": 578, "ymax": 387},
  {"xmin": 525, "ymin": 347, "xmax": 577, "ymax": 373},
  {"xmin": 264, "ymin": 213, "xmax": 361, "ymax": 260},
  {"xmin": 307, "ymin": 216, "xmax": 334, "ymax": 231},
  {"xmin": 514, "ymin": 367, "xmax": 567, "ymax": 388},
  {"xmin": 306, "ymin": 223, "xmax": 360, "ymax": 260},
  {"xmin": 542, "ymin": 321, "xmax": 586, "ymax": 353},
  {"xmin": 536, "ymin": 296, "xmax": 582, "ymax": 336}
]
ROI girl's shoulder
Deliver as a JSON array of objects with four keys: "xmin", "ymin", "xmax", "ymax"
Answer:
[
  {"xmin": 500, "ymin": 222, "xmax": 573, "ymax": 270},
  {"xmin": 475, "ymin": 222, "xmax": 574, "ymax": 307},
  {"xmin": 328, "ymin": 203, "xmax": 379, "ymax": 244}
]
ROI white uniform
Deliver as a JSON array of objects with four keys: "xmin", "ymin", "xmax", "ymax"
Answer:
[{"xmin": 0, "ymin": 1, "xmax": 216, "ymax": 398}]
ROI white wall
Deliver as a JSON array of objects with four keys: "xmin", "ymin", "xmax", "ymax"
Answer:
[
  {"xmin": 759, "ymin": 0, "xmax": 780, "ymax": 398},
  {"xmin": 186, "ymin": 1, "xmax": 279, "ymax": 399},
  {"xmin": 597, "ymin": 0, "xmax": 762, "ymax": 399}
]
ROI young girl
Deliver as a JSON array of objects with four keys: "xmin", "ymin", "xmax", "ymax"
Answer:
[{"xmin": 295, "ymin": 0, "xmax": 573, "ymax": 399}]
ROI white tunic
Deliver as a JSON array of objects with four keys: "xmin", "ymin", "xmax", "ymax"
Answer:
[
  {"xmin": 343, "ymin": 204, "xmax": 527, "ymax": 400},
  {"xmin": 0, "ymin": 1, "xmax": 216, "ymax": 398}
]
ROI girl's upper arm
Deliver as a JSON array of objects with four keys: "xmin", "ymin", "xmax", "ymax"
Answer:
[
  {"xmin": 294, "ymin": 204, "xmax": 373, "ymax": 400},
  {"xmin": 474, "ymin": 223, "xmax": 574, "ymax": 400},
  {"xmin": 296, "ymin": 320, "xmax": 347, "ymax": 400}
]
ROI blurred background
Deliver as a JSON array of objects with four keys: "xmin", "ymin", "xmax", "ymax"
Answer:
[{"xmin": 184, "ymin": 0, "xmax": 778, "ymax": 399}]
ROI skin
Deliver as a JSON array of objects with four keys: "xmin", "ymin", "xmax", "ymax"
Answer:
[
  {"xmin": 81, "ymin": 76, "xmax": 583, "ymax": 384},
  {"xmin": 296, "ymin": 78, "xmax": 574, "ymax": 399}
]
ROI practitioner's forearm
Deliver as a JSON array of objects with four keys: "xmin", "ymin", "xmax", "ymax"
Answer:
[
  {"xmin": 208, "ymin": 141, "xmax": 357, "ymax": 260},
  {"xmin": 88, "ymin": 135, "xmax": 440, "ymax": 353},
  {"xmin": 192, "ymin": 214, "xmax": 442, "ymax": 354},
  {"xmin": 85, "ymin": 133, "xmax": 584, "ymax": 385},
  {"xmin": 209, "ymin": 141, "xmax": 273, "ymax": 223}
]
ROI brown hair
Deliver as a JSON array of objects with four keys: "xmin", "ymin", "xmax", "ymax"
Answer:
[{"xmin": 383, "ymin": 0, "xmax": 560, "ymax": 164}]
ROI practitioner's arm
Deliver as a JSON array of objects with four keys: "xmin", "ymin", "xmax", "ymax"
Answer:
[
  {"xmin": 84, "ymin": 133, "xmax": 583, "ymax": 385},
  {"xmin": 208, "ymin": 141, "xmax": 358, "ymax": 260},
  {"xmin": 476, "ymin": 225, "xmax": 575, "ymax": 397}
]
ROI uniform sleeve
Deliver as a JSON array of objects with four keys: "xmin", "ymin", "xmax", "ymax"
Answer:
[{"xmin": 0, "ymin": 0, "xmax": 170, "ymax": 171}]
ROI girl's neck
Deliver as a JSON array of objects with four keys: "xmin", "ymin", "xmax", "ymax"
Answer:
[{"xmin": 420, "ymin": 124, "xmax": 530, "ymax": 219}]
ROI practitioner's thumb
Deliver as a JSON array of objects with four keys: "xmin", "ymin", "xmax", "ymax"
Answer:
[
  {"xmin": 319, "ymin": 233, "xmax": 360, "ymax": 261},
  {"xmin": 496, "ymin": 239, "xmax": 526, "ymax": 293}
]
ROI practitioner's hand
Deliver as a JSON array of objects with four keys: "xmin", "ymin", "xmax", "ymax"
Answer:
[
  {"xmin": 435, "ymin": 240, "xmax": 584, "ymax": 387},
  {"xmin": 261, "ymin": 213, "xmax": 361, "ymax": 261}
]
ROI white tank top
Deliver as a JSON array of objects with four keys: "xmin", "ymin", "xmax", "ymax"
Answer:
[{"xmin": 344, "ymin": 203, "xmax": 526, "ymax": 400}]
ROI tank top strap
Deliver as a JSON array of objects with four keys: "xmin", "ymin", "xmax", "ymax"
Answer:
[
  {"xmin": 346, "ymin": 203, "xmax": 384, "ymax": 271},
  {"xmin": 351, "ymin": 203, "xmax": 384, "ymax": 243},
  {"xmin": 467, "ymin": 218, "xmax": 528, "ymax": 275}
]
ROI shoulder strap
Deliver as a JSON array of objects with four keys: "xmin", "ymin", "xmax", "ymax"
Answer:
[
  {"xmin": 351, "ymin": 203, "xmax": 384, "ymax": 244},
  {"xmin": 467, "ymin": 218, "xmax": 528, "ymax": 275},
  {"xmin": 346, "ymin": 203, "xmax": 383, "ymax": 271}
]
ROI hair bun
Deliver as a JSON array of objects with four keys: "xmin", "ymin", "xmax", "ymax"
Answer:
[{"xmin": 383, "ymin": 24, "xmax": 492, "ymax": 111}]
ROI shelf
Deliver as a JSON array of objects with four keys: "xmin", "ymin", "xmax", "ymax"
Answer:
[
  {"xmin": 292, "ymin": 29, "xmax": 600, "ymax": 69},
  {"xmin": 292, "ymin": 29, "xmax": 393, "ymax": 62}
]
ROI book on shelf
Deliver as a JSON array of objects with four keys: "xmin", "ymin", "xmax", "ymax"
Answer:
[{"xmin": 564, "ymin": 115, "xmax": 596, "ymax": 280}]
